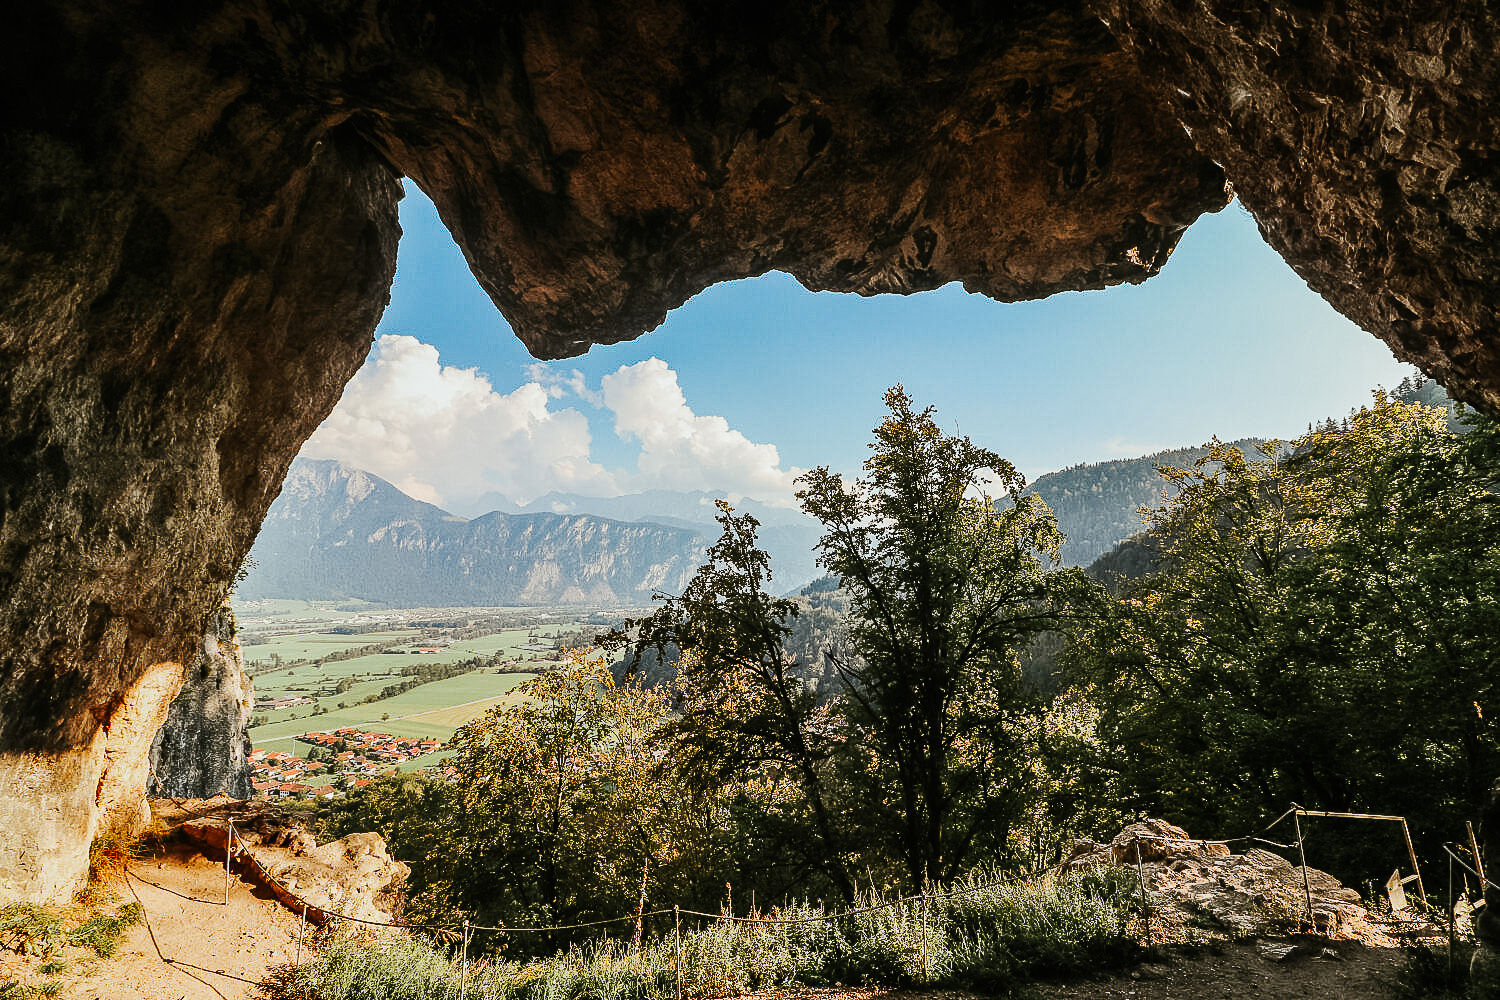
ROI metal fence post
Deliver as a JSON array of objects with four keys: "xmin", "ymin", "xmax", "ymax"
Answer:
[
  {"xmin": 1450, "ymin": 848, "xmax": 1457, "ymax": 986},
  {"xmin": 224, "ymin": 822, "xmax": 234, "ymax": 905},
  {"xmin": 920, "ymin": 877, "xmax": 929, "ymax": 980},
  {"xmin": 460, "ymin": 919, "xmax": 469, "ymax": 997},
  {"xmin": 1134, "ymin": 842, "xmax": 1151, "ymax": 945},
  {"xmin": 296, "ymin": 903, "xmax": 308, "ymax": 967}
]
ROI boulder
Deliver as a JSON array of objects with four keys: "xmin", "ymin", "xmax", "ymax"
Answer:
[{"xmin": 173, "ymin": 799, "xmax": 407, "ymax": 928}]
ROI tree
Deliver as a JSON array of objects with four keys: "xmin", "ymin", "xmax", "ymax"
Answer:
[
  {"xmin": 400, "ymin": 651, "xmax": 737, "ymax": 949},
  {"xmin": 798, "ymin": 386, "xmax": 1070, "ymax": 886},
  {"xmin": 614, "ymin": 502, "xmax": 855, "ymax": 901},
  {"xmin": 1067, "ymin": 393, "xmax": 1500, "ymax": 870}
]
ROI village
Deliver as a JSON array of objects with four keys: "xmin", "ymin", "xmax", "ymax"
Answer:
[{"xmin": 248, "ymin": 727, "xmax": 445, "ymax": 799}]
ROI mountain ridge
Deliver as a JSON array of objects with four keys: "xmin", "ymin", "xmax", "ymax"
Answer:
[{"xmin": 240, "ymin": 460, "xmax": 710, "ymax": 606}]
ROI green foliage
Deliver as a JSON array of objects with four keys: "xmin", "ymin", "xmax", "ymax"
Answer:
[
  {"xmin": 269, "ymin": 869, "xmax": 1140, "ymax": 1000},
  {"xmin": 0, "ymin": 905, "xmax": 65, "ymax": 958},
  {"xmin": 0, "ymin": 898, "xmax": 140, "ymax": 963},
  {"xmin": 0, "ymin": 982, "xmax": 63, "ymax": 999},
  {"xmin": 65, "ymin": 902, "xmax": 142, "ymax": 958},
  {"xmin": 1067, "ymin": 392, "xmax": 1500, "ymax": 873},
  {"xmin": 1394, "ymin": 944, "xmax": 1478, "ymax": 1000},
  {"xmin": 799, "ymin": 385, "xmax": 1080, "ymax": 886},
  {"xmin": 324, "ymin": 653, "xmax": 743, "ymax": 948},
  {"xmin": 613, "ymin": 501, "xmax": 856, "ymax": 901}
]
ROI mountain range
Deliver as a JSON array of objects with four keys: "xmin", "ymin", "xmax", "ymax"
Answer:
[
  {"xmin": 242, "ymin": 381, "xmax": 1454, "ymax": 607},
  {"xmin": 239, "ymin": 449, "xmax": 1223, "ymax": 607},
  {"xmin": 238, "ymin": 461, "xmax": 709, "ymax": 606}
]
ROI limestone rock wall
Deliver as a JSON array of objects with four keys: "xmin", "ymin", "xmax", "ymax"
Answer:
[
  {"xmin": 5, "ymin": 0, "xmax": 1500, "ymax": 903},
  {"xmin": 0, "ymin": 3, "xmax": 401, "ymax": 900},
  {"xmin": 1099, "ymin": 0, "xmax": 1500, "ymax": 411},
  {"xmin": 150, "ymin": 606, "xmax": 254, "ymax": 801}
]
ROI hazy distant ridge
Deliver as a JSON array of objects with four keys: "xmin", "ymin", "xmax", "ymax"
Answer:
[{"xmin": 240, "ymin": 460, "xmax": 707, "ymax": 605}]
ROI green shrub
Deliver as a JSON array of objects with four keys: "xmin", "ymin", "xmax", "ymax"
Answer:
[
  {"xmin": 0, "ymin": 905, "xmax": 66, "ymax": 958},
  {"xmin": 271, "ymin": 869, "xmax": 1141, "ymax": 1000},
  {"xmin": 66, "ymin": 902, "xmax": 143, "ymax": 958},
  {"xmin": 1394, "ymin": 943, "xmax": 1479, "ymax": 1000}
]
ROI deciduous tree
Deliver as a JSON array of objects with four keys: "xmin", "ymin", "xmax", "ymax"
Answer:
[{"xmin": 798, "ymin": 386, "xmax": 1070, "ymax": 886}]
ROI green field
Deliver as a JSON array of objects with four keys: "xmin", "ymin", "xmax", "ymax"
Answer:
[
  {"xmin": 249, "ymin": 670, "xmax": 537, "ymax": 756},
  {"xmin": 241, "ymin": 628, "xmax": 420, "ymax": 664},
  {"xmin": 247, "ymin": 627, "xmax": 567, "ymax": 729}
]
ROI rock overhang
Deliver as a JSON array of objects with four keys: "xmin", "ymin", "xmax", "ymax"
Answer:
[{"xmin": 2, "ymin": 0, "xmax": 1499, "ymax": 902}]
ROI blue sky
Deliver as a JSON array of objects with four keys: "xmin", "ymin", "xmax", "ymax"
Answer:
[{"xmin": 300, "ymin": 181, "xmax": 1413, "ymax": 515}]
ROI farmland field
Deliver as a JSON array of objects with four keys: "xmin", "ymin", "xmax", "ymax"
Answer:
[
  {"xmin": 238, "ymin": 603, "xmax": 636, "ymax": 783},
  {"xmin": 249, "ymin": 671, "xmax": 537, "ymax": 757},
  {"xmin": 248, "ymin": 628, "xmax": 570, "ymax": 727}
]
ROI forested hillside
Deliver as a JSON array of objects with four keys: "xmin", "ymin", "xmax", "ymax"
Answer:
[
  {"xmin": 320, "ymin": 383, "xmax": 1500, "ymax": 967},
  {"xmin": 1029, "ymin": 442, "xmax": 1259, "ymax": 567}
]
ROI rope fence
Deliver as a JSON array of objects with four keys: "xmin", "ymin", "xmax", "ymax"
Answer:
[{"xmin": 122, "ymin": 799, "xmax": 1484, "ymax": 988}]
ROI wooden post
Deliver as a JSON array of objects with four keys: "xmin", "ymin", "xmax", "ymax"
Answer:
[
  {"xmin": 633, "ymin": 856, "xmax": 650, "ymax": 954},
  {"xmin": 1293, "ymin": 809, "xmax": 1313, "ymax": 927},
  {"xmin": 1400, "ymin": 818, "xmax": 1428, "ymax": 907},
  {"xmin": 1470, "ymin": 820, "xmax": 1488, "ymax": 888},
  {"xmin": 674, "ymin": 905, "xmax": 683, "ymax": 1000},
  {"xmin": 460, "ymin": 920, "xmax": 469, "ymax": 997}
]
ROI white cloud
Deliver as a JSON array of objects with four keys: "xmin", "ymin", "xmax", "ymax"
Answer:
[
  {"xmin": 601, "ymin": 357, "xmax": 803, "ymax": 504},
  {"xmin": 301, "ymin": 335, "xmax": 617, "ymax": 511},
  {"xmin": 302, "ymin": 340, "xmax": 802, "ymax": 514}
]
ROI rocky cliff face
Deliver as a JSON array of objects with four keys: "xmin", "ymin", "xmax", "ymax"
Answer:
[
  {"xmin": 1100, "ymin": 0, "xmax": 1500, "ymax": 412},
  {"xmin": 150, "ymin": 606, "xmax": 254, "ymax": 801},
  {"xmin": 0, "ymin": 0, "xmax": 1497, "ymax": 902}
]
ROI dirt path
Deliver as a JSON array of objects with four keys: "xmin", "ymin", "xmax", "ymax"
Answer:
[
  {"xmin": 1, "ymin": 842, "xmax": 305, "ymax": 1000},
  {"xmin": 1032, "ymin": 937, "xmax": 1410, "ymax": 999},
  {"xmin": 0, "ymin": 831, "xmax": 1439, "ymax": 1000}
]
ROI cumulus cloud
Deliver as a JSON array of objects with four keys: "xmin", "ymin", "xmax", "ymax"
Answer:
[
  {"xmin": 601, "ymin": 357, "xmax": 803, "ymax": 504},
  {"xmin": 301, "ymin": 335, "xmax": 617, "ymax": 511},
  {"xmin": 302, "ymin": 340, "xmax": 802, "ymax": 513}
]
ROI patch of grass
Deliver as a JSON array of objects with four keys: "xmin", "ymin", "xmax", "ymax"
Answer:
[
  {"xmin": 0, "ymin": 983, "xmax": 64, "ymax": 999},
  {"xmin": 0, "ymin": 898, "xmax": 143, "ymax": 963},
  {"xmin": 36, "ymin": 961, "xmax": 64, "ymax": 977},
  {"xmin": 0, "ymin": 905, "xmax": 66, "ymax": 958},
  {"xmin": 66, "ymin": 902, "xmax": 143, "ymax": 958},
  {"xmin": 74, "ymin": 828, "xmax": 142, "ymax": 907},
  {"xmin": 269, "ymin": 868, "xmax": 1143, "ymax": 1000}
]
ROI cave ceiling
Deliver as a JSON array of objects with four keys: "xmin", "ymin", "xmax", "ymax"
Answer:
[{"xmin": 0, "ymin": 0, "xmax": 1497, "ymax": 901}]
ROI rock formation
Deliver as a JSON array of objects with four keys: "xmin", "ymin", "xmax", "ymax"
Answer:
[
  {"xmin": 1100, "ymin": 0, "xmax": 1500, "ymax": 411},
  {"xmin": 0, "ymin": 0, "xmax": 1497, "ymax": 901},
  {"xmin": 149, "ymin": 606, "xmax": 254, "ymax": 801},
  {"xmin": 1067, "ymin": 820, "xmax": 1419, "ymax": 945},
  {"xmin": 168, "ymin": 799, "xmax": 409, "ymax": 928}
]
